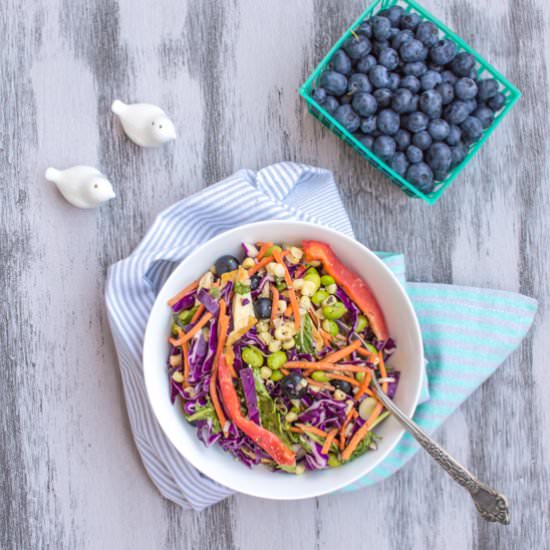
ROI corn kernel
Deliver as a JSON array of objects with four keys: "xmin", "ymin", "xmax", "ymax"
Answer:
[
  {"xmin": 259, "ymin": 331, "xmax": 273, "ymax": 345},
  {"xmin": 333, "ymin": 389, "xmax": 347, "ymax": 401},
  {"xmin": 278, "ymin": 299, "xmax": 287, "ymax": 312},
  {"xmin": 299, "ymin": 296, "xmax": 311, "ymax": 311},
  {"xmin": 326, "ymin": 283, "xmax": 337, "ymax": 295},
  {"xmin": 290, "ymin": 246, "xmax": 303, "ymax": 260},
  {"xmin": 242, "ymin": 257, "xmax": 255, "ymax": 269},
  {"xmin": 301, "ymin": 280, "xmax": 317, "ymax": 297},
  {"xmin": 268, "ymin": 340, "xmax": 282, "ymax": 353},
  {"xmin": 260, "ymin": 366, "xmax": 272, "ymax": 380},
  {"xmin": 257, "ymin": 320, "xmax": 270, "ymax": 333},
  {"xmin": 282, "ymin": 337, "xmax": 295, "ymax": 350},
  {"xmin": 275, "ymin": 323, "xmax": 295, "ymax": 341},
  {"xmin": 267, "ymin": 262, "xmax": 285, "ymax": 278},
  {"xmin": 293, "ymin": 278, "xmax": 305, "ymax": 291}
]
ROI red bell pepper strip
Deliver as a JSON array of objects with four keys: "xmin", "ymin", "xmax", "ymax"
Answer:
[
  {"xmin": 302, "ymin": 240, "xmax": 389, "ymax": 341},
  {"xmin": 217, "ymin": 354, "xmax": 296, "ymax": 466}
]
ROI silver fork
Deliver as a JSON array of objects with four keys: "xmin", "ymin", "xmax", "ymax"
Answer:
[{"xmin": 370, "ymin": 375, "xmax": 510, "ymax": 525}]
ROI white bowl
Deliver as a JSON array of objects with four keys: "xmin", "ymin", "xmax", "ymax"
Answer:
[{"xmin": 143, "ymin": 220, "xmax": 423, "ymax": 500}]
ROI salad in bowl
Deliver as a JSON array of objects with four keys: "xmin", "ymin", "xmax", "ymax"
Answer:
[{"xmin": 165, "ymin": 239, "xmax": 399, "ymax": 473}]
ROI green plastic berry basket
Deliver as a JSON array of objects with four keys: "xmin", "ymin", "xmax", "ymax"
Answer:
[{"xmin": 299, "ymin": 0, "xmax": 521, "ymax": 204}]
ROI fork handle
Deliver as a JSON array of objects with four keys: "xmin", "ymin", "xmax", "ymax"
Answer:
[{"xmin": 371, "ymin": 377, "xmax": 510, "ymax": 525}]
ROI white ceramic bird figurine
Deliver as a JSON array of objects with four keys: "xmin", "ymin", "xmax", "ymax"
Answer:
[
  {"xmin": 111, "ymin": 99, "xmax": 177, "ymax": 147},
  {"xmin": 45, "ymin": 166, "xmax": 116, "ymax": 209}
]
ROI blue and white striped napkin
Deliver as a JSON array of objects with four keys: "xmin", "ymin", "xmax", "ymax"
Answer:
[{"xmin": 105, "ymin": 162, "xmax": 537, "ymax": 510}]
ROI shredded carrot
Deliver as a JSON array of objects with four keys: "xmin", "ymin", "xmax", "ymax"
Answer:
[
  {"xmin": 323, "ymin": 340, "xmax": 361, "ymax": 363},
  {"xmin": 285, "ymin": 361, "xmax": 370, "ymax": 374},
  {"xmin": 356, "ymin": 347, "xmax": 379, "ymax": 362},
  {"xmin": 321, "ymin": 428, "xmax": 339, "ymax": 455},
  {"xmin": 342, "ymin": 353, "xmax": 387, "ymax": 460},
  {"xmin": 338, "ymin": 408, "xmax": 357, "ymax": 450},
  {"xmin": 247, "ymin": 255, "xmax": 274, "ymax": 276},
  {"xmin": 210, "ymin": 300, "xmax": 229, "ymax": 433},
  {"xmin": 295, "ymin": 423, "xmax": 328, "ymax": 438},
  {"xmin": 354, "ymin": 369, "xmax": 373, "ymax": 401},
  {"xmin": 281, "ymin": 368, "xmax": 289, "ymax": 376},
  {"xmin": 284, "ymin": 303, "xmax": 293, "ymax": 316},
  {"xmin": 182, "ymin": 341, "xmax": 190, "ymax": 386},
  {"xmin": 272, "ymin": 248, "xmax": 300, "ymax": 330},
  {"xmin": 319, "ymin": 329, "xmax": 333, "ymax": 347},
  {"xmin": 167, "ymin": 280, "xmax": 198, "ymax": 307},
  {"xmin": 289, "ymin": 427, "xmax": 302, "ymax": 434},
  {"xmin": 305, "ymin": 377, "xmax": 334, "ymax": 391},
  {"xmin": 271, "ymin": 286, "xmax": 279, "ymax": 321},
  {"xmin": 169, "ymin": 311, "xmax": 213, "ymax": 346},
  {"xmin": 190, "ymin": 303, "xmax": 205, "ymax": 324},
  {"xmin": 257, "ymin": 241, "xmax": 274, "ymax": 260},
  {"xmin": 295, "ymin": 265, "xmax": 307, "ymax": 279},
  {"xmin": 326, "ymin": 373, "xmax": 360, "ymax": 387}
]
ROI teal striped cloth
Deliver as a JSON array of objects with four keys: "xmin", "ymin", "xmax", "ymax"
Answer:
[
  {"xmin": 106, "ymin": 161, "xmax": 537, "ymax": 509},
  {"xmin": 343, "ymin": 252, "xmax": 537, "ymax": 490}
]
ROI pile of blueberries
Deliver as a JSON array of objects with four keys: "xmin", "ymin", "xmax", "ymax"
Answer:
[{"xmin": 311, "ymin": 5, "xmax": 506, "ymax": 194}]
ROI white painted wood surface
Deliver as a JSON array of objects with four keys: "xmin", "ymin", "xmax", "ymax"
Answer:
[{"xmin": 1, "ymin": 1, "xmax": 549, "ymax": 548}]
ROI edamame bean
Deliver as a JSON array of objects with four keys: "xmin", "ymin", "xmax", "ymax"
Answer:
[
  {"xmin": 242, "ymin": 346, "xmax": 264, "ymax": 368},
  {"xmin": 267, "ymin": 350, "xmax": 287, "ymax": 370},
  {"xmin": 328, "ymin": 454, "xmax": 341, "ymax": 467},
  {"xmin": 311, "ymin": 289, "xmax": 329, "ymax": 306},
  {"xmin": 311, "ymin": 370, "xmax": 330, "ymax": 382},
  {"xmin": 322, "ymin": 301, "xmax": 347, "ymax": 320},
  {"xmin": 322, "ymin": 319, "xmax": 339, "ymax": 336},
  {"xmin": 356, "ymin": 315, "xmax": 368, "ymax": 332},
  {"xmin": 303, "ymin": 267, "xmax": 321, "ymax": 291},
  {"xmin": 265, "ymin": 245, "xmax": 282, "ymax": 256},
  {"xmin": 355, "ymin": 371, "xmax": 366, "ymax": 382},
  {"xmin": 320, "ymin": 275, "xmax": 335, "ymax": 286},
  {"xmin": 177, "ymin": 306, "xmax": 197, "ymax": 325},
  {"xmin": 270, "ymin": 370, "xmax": 284, "ymax": 382}
]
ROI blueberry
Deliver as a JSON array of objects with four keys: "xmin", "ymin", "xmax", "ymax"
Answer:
[
  {"xmin": 250, "ymin": 274, "xmax": 262, "ymax": 291},
  {"xmin": 358, "ymin": 134, "xmax": 374, "ymax": 149},
  {"xmin": 392, "ymin": 88, "xmax": 415, "ymax": 114},
  {"xmin": 215, "ymin": 255, "xmax": 239, "ymax": 274},
  {"xmin": 476, "ymin": 78, "xmax": 499, "ymax": 101},
  {"xmin": 416, "ymin": 21, "xmax": 439, "ymax": 46},
  {"xmin": 352, "ymin": 92, "xmax": 378, "ymax": 116},
  {"xmin": 360, "ymin": 114, "xmax": 377, "ymax": 134},
  {"xmin": 451, "ymin": 142, "xmax": 468, "ymax": 167},
  {"xmin": 429, "ymin": 39, "xmax": 457, "ymax": 65},
  {"xmin": 399, "ymin": 12, "xmax": 421, "ymax": 31},
  {"xmin": 460, "ymin": 116, "xmax": 483, "ymax": 143},
  {"xmin": 406, "ymin": 111, "xmax": 429, "ymax": 133},
  {"xmin": 373, "ymin": 135, "xmax": 397, "ymax": 160},
  {"xmin": 369, "ymin": 65, "xmax": 391, "ymax": 88},
  {"xmin": 487, "ymin": 92, "xmax": 505, "ymax": 111},
  {"xmin": 454, "ymin": 77, "xmax": 478, "ymax": 100},
  {"xmin": 377, "ymin": 109, "xmax": 400, "ymax": 135},
  {"xmin": 400, "ymin": 75, "xmax": 421, "ymax": 93},
  {"xmin": 428, "ymin": 118, "xmax": 450, "ymax": 141},
  {"xmin": 388, "ymin": 152, "xmax": 409, "ymax": 176},
  {"xmin": 394, "ymin": 128, "xmax": 411, "ymax": 151},
  {"xmin": 392, "ymin": 29, "xmax": 414, "ymax": 50},
  {"xmin": 443, "ymin": 100, "xmax": 470, "ymax": 124},
  {"xmin": 419, "ymin": 90, "xmax": 443, "ymax": 117},
  {"xmin": 436, "ymin": 82, "xmax": 454, "ymax": 105},
  {"xmin": 465, "ymin": 98, "xmax": 478, "ymax": 114},
  {"xmin": 400, "ymin": 39, "xmax": 428, "ymax": 62},
  {"xmin": 450, "ymin": 52, "xmax": 475, "ymax": 77},
  {"xmin": 348, "ymin": 73, "xmax": 372, "ymax": 94},
  {"xmin": 334, "ymin": 104, "xmax": 361, "ymax": 132},
  {"xmin": 371, "ymin": 16, "xmax": 392, "ymax": 40},
  {"xmin": 426, "ymin": 142, "xmax": 452, "ymax": 173},
  {"xmin": 373, "ymin": 88, "xmax": 393, "ymax": 108},
  {"xmin": 406, "ymin": 162, "xmax": 434, "ymax": 193},
  {"xmin": 329, "ymin": 49, "xmax": 353, "ymax": 75},
  {"xmin": 402, "ymin": 61, "xmax": 427, "ymax": 77},
  {"xmin": 388, "ymin": 73, "xmax": 401, "ymax": 90},
  {"xmin": 446, "ymin": 124, "xmax": 462, "ymax": 146},
  {"xmin": 412, "ymin": 130, "xmax": 432, "ymax": 150},
  {"xmin": 312, "ymin": 87, "xmax": 327, "ymax": 104},
  {"xmin": 343, "ymin": 34, "xmax": 371, "ymax": 59},
  {"xmin": 357, "ymin": 54, "xmax": 377, "ymax": 73},
  {"xmin": 473, "ymin": 106, "xmax": 494, "ymax": 128},
  {"xmin": 385, "ymin": 5, "xmax": 405, "ymax": 26},
  {"xmin": 420, "ymin": 70, "xmax": 442, "ymax": 90},
  {"xmin": 406, "ymin": 145, "xmax": 423, "ymax": 163},
  {"xmin": 320, "ymin": 70, "xmax": 348, "ymax": 96},
  {"xmin": 324, "ymin": 96, "xmax": 339, "ymax": 115},
  {"xmin": 441, "ymin": 70, "xmax": 458, "ymax": 84},
  {"xmin": 356, "ymin": 21, "xmax": 372, "ymax": 38},
  {"xmin": 371, "ymin": 40, "xmax": 390, "ymax": 57},
  {"xmin": 409, "ymin": 95, "xmax": 419, "ymax": 112},
  {"xmin": 332, "ymin": 378, "xmax": 355, "ymax": 395},
  {"xmin": 254, "ymin": 297, "xmax": 272, "ymax": 319},
  {"xmin": 378, "ymin": 47, "xmax": 400, "ymax": 70},
  {"xmin": 281, "ymin": 372, "xmax": 308, "ymax": 399}
]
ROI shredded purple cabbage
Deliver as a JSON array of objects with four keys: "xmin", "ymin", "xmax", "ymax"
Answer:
[
  {"xmin": 221, "ymin": 281, "xmax": 233, "ymax": 303},
  {"xmin": 197, "ymin": 287, "xmax": 220, "ymax": 315},
  {"xmin": 239, "ymin": 368, "xmax": 260, "ymax": 424},
  {"xmin": 304, "ymin": 441, "xmax": 328, "ymax": 470},
  {"xmin": 251, "ymin": 274, "xmax": 270, "ymax": 298},
  {"xmin": 298, "ymin": 398, "xmax": 348, "ymax": 431},
  {"xmin": 171, "ymin": 291, "xmax": 196, "ymax": 313},
  {"xmin": 387, "ymin": 370, "xmax": 400, "ymax": 399}
]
